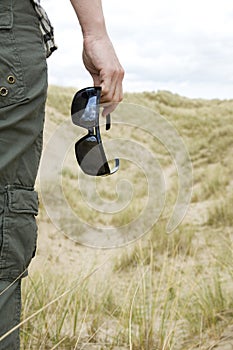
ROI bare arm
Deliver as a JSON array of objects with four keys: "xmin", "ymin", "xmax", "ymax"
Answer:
[{"xmin": 70, "ymin": 0, "xmax": 124, "ymax": 116}]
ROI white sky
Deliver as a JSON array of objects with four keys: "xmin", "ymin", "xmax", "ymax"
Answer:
[{"xmin": 44, "ymin": 0, "xmax": 233, "ymax": 99}]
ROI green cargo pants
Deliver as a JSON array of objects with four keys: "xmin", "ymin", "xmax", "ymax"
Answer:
[{"xmin": 0, "ymin": 0, "xmax": 47, "ymax": 348}]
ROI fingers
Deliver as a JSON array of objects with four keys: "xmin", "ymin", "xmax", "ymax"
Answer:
[
  {"xmin": 100, "ymin": 65, "xmax": 124, "ymax": 102},
  {"xmin": 102, "ymin": 103, "xmax": 118, "ymax": 117},
  {"xmin": 100, "ymin": 64, "xmax": 124, "ymax": 116}
]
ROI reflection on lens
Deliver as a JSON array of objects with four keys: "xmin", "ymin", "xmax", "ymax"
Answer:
[{"xmin": 71, "ymin": 87, "xmax": 101, "ymax": 128}]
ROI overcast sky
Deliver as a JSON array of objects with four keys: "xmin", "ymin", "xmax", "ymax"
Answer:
[{"xmin": 44, "ymin": 0, "xmax": 233, "ymax": 99}]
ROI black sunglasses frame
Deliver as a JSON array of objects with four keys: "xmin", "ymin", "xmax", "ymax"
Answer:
[{"xmin": 71, "ymin": 87, "xmax": 119, "ymax": 176}]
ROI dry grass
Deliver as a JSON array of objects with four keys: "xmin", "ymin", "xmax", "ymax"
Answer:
[{"xmin": 17, "ymin": 86, "xmax": 233, "ymax": 349}]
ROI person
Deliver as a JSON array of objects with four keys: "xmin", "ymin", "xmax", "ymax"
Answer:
[{"xmin": 0, "ymin": 0, "xmax": 124, "ymax": 348}]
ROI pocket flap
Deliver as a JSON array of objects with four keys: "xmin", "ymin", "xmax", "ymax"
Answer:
[
  {"xmin": 0, "ymin": 3, "xmax": 13, "ymax": 29},
  {"xmin": 8, "ymin": 189, "xmax": 39, "ymax": 215}
]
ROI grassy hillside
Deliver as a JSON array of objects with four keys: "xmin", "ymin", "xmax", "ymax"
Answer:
[{"xmin": 19, "ymin": 86, "xmax": 233, "ymax": 349}]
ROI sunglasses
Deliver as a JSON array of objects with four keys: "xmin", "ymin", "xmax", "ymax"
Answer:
[{"xmin": 71, "ymin": 86, "xmax": 119, "ymax": 176}]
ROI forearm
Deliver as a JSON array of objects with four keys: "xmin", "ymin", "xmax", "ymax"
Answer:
[
  {"xmin": 69, "ymin": 0, "xmax": 124, "ymax": 110},
  {"xmin": 70, "ymin": 0, "xmax": 108, "ymax": 38}
]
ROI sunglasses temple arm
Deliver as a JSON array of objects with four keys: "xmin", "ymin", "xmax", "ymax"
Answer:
[
  {"xmin": 106, "ymin": 114, "xmax": 111, "ymax": 130},
  {"xmin": 110, "ymin": 158, "xmax": 120, "ymax": 174}
]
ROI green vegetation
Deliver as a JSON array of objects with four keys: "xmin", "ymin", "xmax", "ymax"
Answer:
[{"xmin": 18, "ymin": 86, "xmax": 233, "ymax": 349}]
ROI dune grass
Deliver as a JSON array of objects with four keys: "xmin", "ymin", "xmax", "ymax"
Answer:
[{"xmin": 17, "ymin": 86, "xmax": 233, "ymax": 349}]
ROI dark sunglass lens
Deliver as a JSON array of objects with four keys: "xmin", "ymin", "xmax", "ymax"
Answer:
[{"xmin": 75, "ymin": 135, "xmax": 110, "ymax": 176}]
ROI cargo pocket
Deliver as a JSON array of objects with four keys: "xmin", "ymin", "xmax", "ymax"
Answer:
[
  {"xmin": 0, "ymin": 188, "xmax": 38, "ymax": 280},
  {"xmin": 0, "ymin": 0, "xmax": 26, "ymax": 108}
]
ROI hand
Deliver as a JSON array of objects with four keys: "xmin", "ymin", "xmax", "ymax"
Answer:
[{"xmin": 82, "ymin": 34, "xmax": 124, "ymax": 116}]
